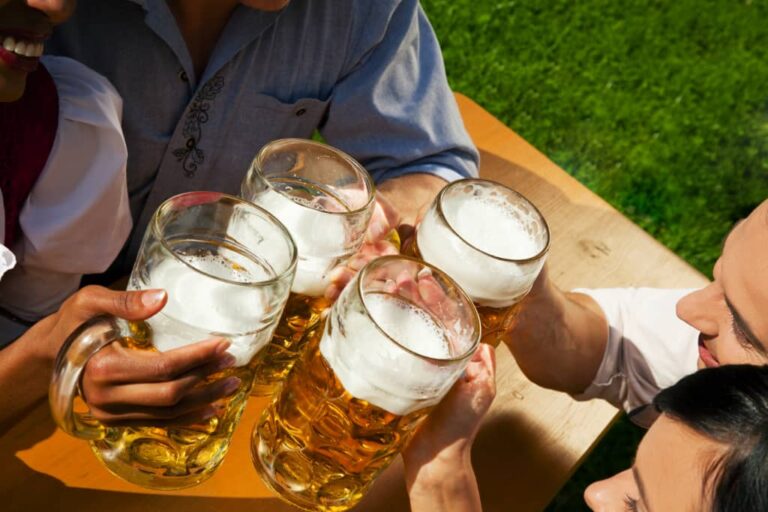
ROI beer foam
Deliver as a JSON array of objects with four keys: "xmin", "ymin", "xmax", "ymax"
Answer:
[
  {"xmin": 319, "ymin": 294, "xmax": 459, "ymax": 416},
  {"xmin": 134, "ymin": 255, "xmax": 274, "ymax": 366},
  {"xmin": 252, "ymin": 188, "xmax": 349, "ymax": 296},
  {"xmin": 417, "ymin": 192, "xmax": 546, "ymax": 308},
  {"xmin": 448, "ymin": 196, "xmax": 540, "ymax": 260}
]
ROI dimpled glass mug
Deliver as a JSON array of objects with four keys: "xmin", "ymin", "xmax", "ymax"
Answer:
[
  {"xmin": 240, "ymin": 139, "xmax": 376, "ymax": 396},
  {"xmin": 253, "ymin": 256, "xmax": 481, "ymax": 511},
  {"xmin": 49, "ymin": 192, "xmax": 296, "ymax": 489}
]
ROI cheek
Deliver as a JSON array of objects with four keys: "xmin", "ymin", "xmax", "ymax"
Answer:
[{"xmin": 715, "ymin": 333, "xmax": 768, "ymax": 365}]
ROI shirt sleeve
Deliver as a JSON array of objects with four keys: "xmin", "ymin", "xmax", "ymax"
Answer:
[
  {"xmin": 320, "ymin": 0, "xmax": 479, "ymax": 184},
  {"xmin": 571, "ymin": 287, "xmax": 701, "ymax": 428},
  {"xmin": 0, "ymin": 56, "xmax": 131, "ymax": 321}
]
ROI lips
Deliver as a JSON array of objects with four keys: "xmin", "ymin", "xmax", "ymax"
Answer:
[
  {"xmin": 0, "ymin": 30, "xmax": 49, "ymax": 73},
  {"xmin": 698, "ymin": 335, "xmax": 720, "ymax": 368}
]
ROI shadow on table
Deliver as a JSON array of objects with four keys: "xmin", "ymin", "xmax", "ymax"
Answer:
[{"xmin": 0, "ymin": 404, "xmax": 290, "ymax": 512}]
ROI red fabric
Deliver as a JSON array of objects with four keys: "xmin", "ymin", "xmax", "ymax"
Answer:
[{"xmin": 0, "ymin": 64, "xmax": 59, "ymax": 247}]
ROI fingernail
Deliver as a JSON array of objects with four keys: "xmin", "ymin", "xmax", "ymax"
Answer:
[
  {"xmin": 223, "ymin": 377, "xmax": 241, "ymax": 394},
  {"xmin": 216, "ymin": 354, "xmax": 237, "ymax": 370},
  {"xmin": 141, "ymin": 289, "xmax": 166, "ymax": 307}
]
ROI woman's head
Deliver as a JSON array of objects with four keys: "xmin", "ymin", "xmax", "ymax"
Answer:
[
  {"xmin": 0, "ymin": 0, "xmax": 76, "ymax": 101},
  {"xmin": 585, "ymin": 365, "xmax": 768, "ymax": 511},
  {"xmin": 676, "ymin": 199, "xmax": 768, "ymax": 369}
]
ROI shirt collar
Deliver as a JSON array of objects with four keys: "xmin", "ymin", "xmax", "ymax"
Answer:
[{"xmin": 123, "ymin": 0, "xmax": 283, "ymax": 89}]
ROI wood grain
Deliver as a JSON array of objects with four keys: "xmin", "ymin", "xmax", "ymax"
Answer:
[{"xmin": 0, "ymin": 94, "xmax": 708, "ymax": 512}]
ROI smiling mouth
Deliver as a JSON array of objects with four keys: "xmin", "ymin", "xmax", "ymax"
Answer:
[
  {"xmin": 0, "ymin": 31, "xmax": 48, "ymax": 73},
  {"xmin": 698, "ymin": 334, "xmax": 720, "ymax": 368}
]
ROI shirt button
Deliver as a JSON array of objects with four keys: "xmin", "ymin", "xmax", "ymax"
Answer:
[
  {"xmin": 295, "ymin": 108, "xmax": 307, "ymax": 117},
  {"xmin": 178, "ymin": 70, "xmax": 189, "ymax": 82}
]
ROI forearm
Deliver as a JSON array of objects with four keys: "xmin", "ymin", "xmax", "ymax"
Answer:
[
  {"xmin": 405, "ymin": 444, "xmax": 481, "ymax": 512},
  {"xmin": 503, "ymin": 280, "xmax": 608, "ymax": 394},
  {"xmin": 0, "ymin": 315, "xmax": 56, "ymax": 431}
]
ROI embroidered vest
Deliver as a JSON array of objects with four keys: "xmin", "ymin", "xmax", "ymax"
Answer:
[{"xmin": 0, "ymin": 64, "xmax": 59, "ymax": 247}]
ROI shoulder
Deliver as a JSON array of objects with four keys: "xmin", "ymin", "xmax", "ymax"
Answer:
[{"xmin": 40, "ymin": 55, "xmax": 123, "ymax": 129}]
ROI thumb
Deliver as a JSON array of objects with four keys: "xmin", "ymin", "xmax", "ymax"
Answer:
[{"xmin": 66, "ymin": 286, "xmax": 167, "ymax": 322}]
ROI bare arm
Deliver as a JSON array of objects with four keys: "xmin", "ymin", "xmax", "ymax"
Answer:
[
  {"xmin": 502, "ymin": 266, "xmax": 609, "ymax": 394},
  {"xmin": 403, "ymin": 344, "xmax": 496, "ymax": 512}
]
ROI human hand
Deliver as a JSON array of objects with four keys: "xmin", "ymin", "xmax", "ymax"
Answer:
[
  {"xmin": 49, "ymin": 286, "xmax": 237, "ymax": 425},
  {"xmin": 403, "ymin": 343, "xmax": 496, "ymax": 469},
  {"xmin": 325, "ymin": 193, "xmax": 401, "ymax": 300},
  {"xmin": 402, "ymin": 344, "xmax": 495, "ymax": 512}
]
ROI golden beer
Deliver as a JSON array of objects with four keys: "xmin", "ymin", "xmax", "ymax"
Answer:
[
  {"xmin": 242, "ymin": 140, "xmax": 375, "ymax": 395},
  {"xmin": 407, "ymin": 239, "xmax": 523, "ymax": 348},
  {"xmin": 253, "ymin": 257, "xmax": 480, "ymax": 511},
  {"xmin": 50, "ymin": 193, "xmax": 296, "ymax": 489},
  {"xmin": 251, "ymin": 292, "xmax": 330, "ymax": 394},
  {"xmin": 91, "ymin": 322, "xmax": 260, "ymax": 489},
  {"xmin": 408, "ymin": 179, "xmax": 550, "ymax": 348},
  {"xmin": 254, "ymin": 337, "xmax": 430, "ymax": 511}
]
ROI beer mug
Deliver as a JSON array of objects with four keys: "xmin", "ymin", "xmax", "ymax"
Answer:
[
  {"xmin": 241, "ymin": 139, "xmax": 375, "ymax": 395},
  {"xmin": 253, "ymin": 255, "xmax": 480, "ymax": 511},
  {"xmin": 409, "ymin": 179, "xmax": 549, "ymax": 347},
  {"xmin": 49, "ymin": 192, "xmax": 296, "ymax": 489}
]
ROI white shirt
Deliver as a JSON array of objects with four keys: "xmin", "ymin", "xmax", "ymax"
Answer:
[
  {"xmin": 572, "ymin": 287, "xmax": 700, "ymax": 427},
  {"xmin": 0, "ymin": 56, "xmax": 131, "ymax": 325}
]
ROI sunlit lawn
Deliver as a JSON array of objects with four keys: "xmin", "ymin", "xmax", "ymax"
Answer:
[{"xmin": 421, "ymin": 0, "xmax": 768, "ymax": 509}]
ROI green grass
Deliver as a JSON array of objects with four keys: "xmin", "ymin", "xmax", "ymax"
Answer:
[
  {"xmin": 423, "ymin": 0, "xmax": 768, "ymax": 275},
  {"xmin": 421, "ymin": 0, "xmax": 768, "ymax": 509}
]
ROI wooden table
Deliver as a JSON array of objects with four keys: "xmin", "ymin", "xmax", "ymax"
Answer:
[{"xmin": 0, "ymin": 94, "xmax": 708, "ymax": 512}]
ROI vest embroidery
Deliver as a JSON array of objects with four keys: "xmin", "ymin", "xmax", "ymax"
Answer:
[{"xmin": 172, "ymin": 71, "xmax": 225, "ymax": 177}]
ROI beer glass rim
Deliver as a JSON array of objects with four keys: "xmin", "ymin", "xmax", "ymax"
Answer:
[
  {"xmin": 152, "ymin": 191, "xmax": 298, "ymax": 287},
  {"xmin": 251, "ymin": 138, "xmax": 376, "ymax": 217},
  {"xmin": 435, "ymin": 178, "xmax": 550, "ymax": 264},
  {"xmin": 356, "ymin": 255, "xmax": 481, "ymax": 364}
]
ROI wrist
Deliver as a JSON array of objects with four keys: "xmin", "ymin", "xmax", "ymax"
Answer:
[{"xmin": 403, "ymin": 438, "xmax": 473, "ymax": 484}]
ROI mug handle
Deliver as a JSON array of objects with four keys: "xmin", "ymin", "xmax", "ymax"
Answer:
[{"xmin": 49, "ymin": 315, "xmax": 124, "ymax": 441}]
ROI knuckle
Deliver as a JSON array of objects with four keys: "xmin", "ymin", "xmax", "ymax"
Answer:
[
  {"xmin": 153, "ymin": 358, "xmax": 175, "ymax": 380},
  {"xmin": 113, "ymin": 292, "xmax": 132, "ymax": 317},
  {"xmin": 84, "ymin": 388, "xmax": 108, "ymax": 408},
  {"xmin": 157, "ymin": 382, "xmax": 185, "ymax": 406},
  {"xmin": 85, "ymin": 353, "xmax": 112, "ymax": 382}
]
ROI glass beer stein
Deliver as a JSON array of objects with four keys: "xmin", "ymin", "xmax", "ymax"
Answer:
[
  {"xmin": 408, "ymin": 179, "xmax": 550, "ymax": 347},
  {"xmin": 253, "ymin": 255, "xmax": 480, "ymax": 511},
  {"xmin": 241, "ymin": 139, "xmax": 375, "ymax": 395},
  {"xmin": 49, "ymin": 192, "xmax": 296, "ymax": 489}
]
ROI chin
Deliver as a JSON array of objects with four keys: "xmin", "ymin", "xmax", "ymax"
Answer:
[
  {"xmin": 241, "ymin": 0, "xmax": 290, "ymax": 11},
  {"xmin": 0, "ymin": 85, "xmax": 24, "ymax": 102}
]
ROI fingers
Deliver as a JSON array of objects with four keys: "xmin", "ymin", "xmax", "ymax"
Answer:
[
  {"xmin": 89, "ymin": 377, "xmax": 242, "ymax": 426},
  {"xmin": 84, "ymin": 337, "xmax": 232, "ymax": 385},
  {"xmin": 464, "ymin": 344, "xmax": 496, "ymax": 385},
  {"xmin": 63, "ymin": 285, "xmax": 168, "ymax": 324},
  {"xmin": 366, "ymin": 194, "xmax": 401, "ymax": 243},
  {"xmin": 87, "ymin": 376, "xmax": 242, "ymax": 424}
]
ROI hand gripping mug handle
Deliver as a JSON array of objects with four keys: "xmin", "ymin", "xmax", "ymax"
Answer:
[{"xmin": 49, "ymin": 315, "xmax": 124, "ymax": 441}]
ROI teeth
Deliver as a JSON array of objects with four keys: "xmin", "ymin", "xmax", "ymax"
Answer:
[{"xmin": 0, "ymin": 36, "xmax": 43, "ymax": 57}]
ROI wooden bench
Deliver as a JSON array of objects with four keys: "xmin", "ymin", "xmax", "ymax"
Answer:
[{"xmin": 0, "ymin": 94, "xmax": 708, "ymax": 512}]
